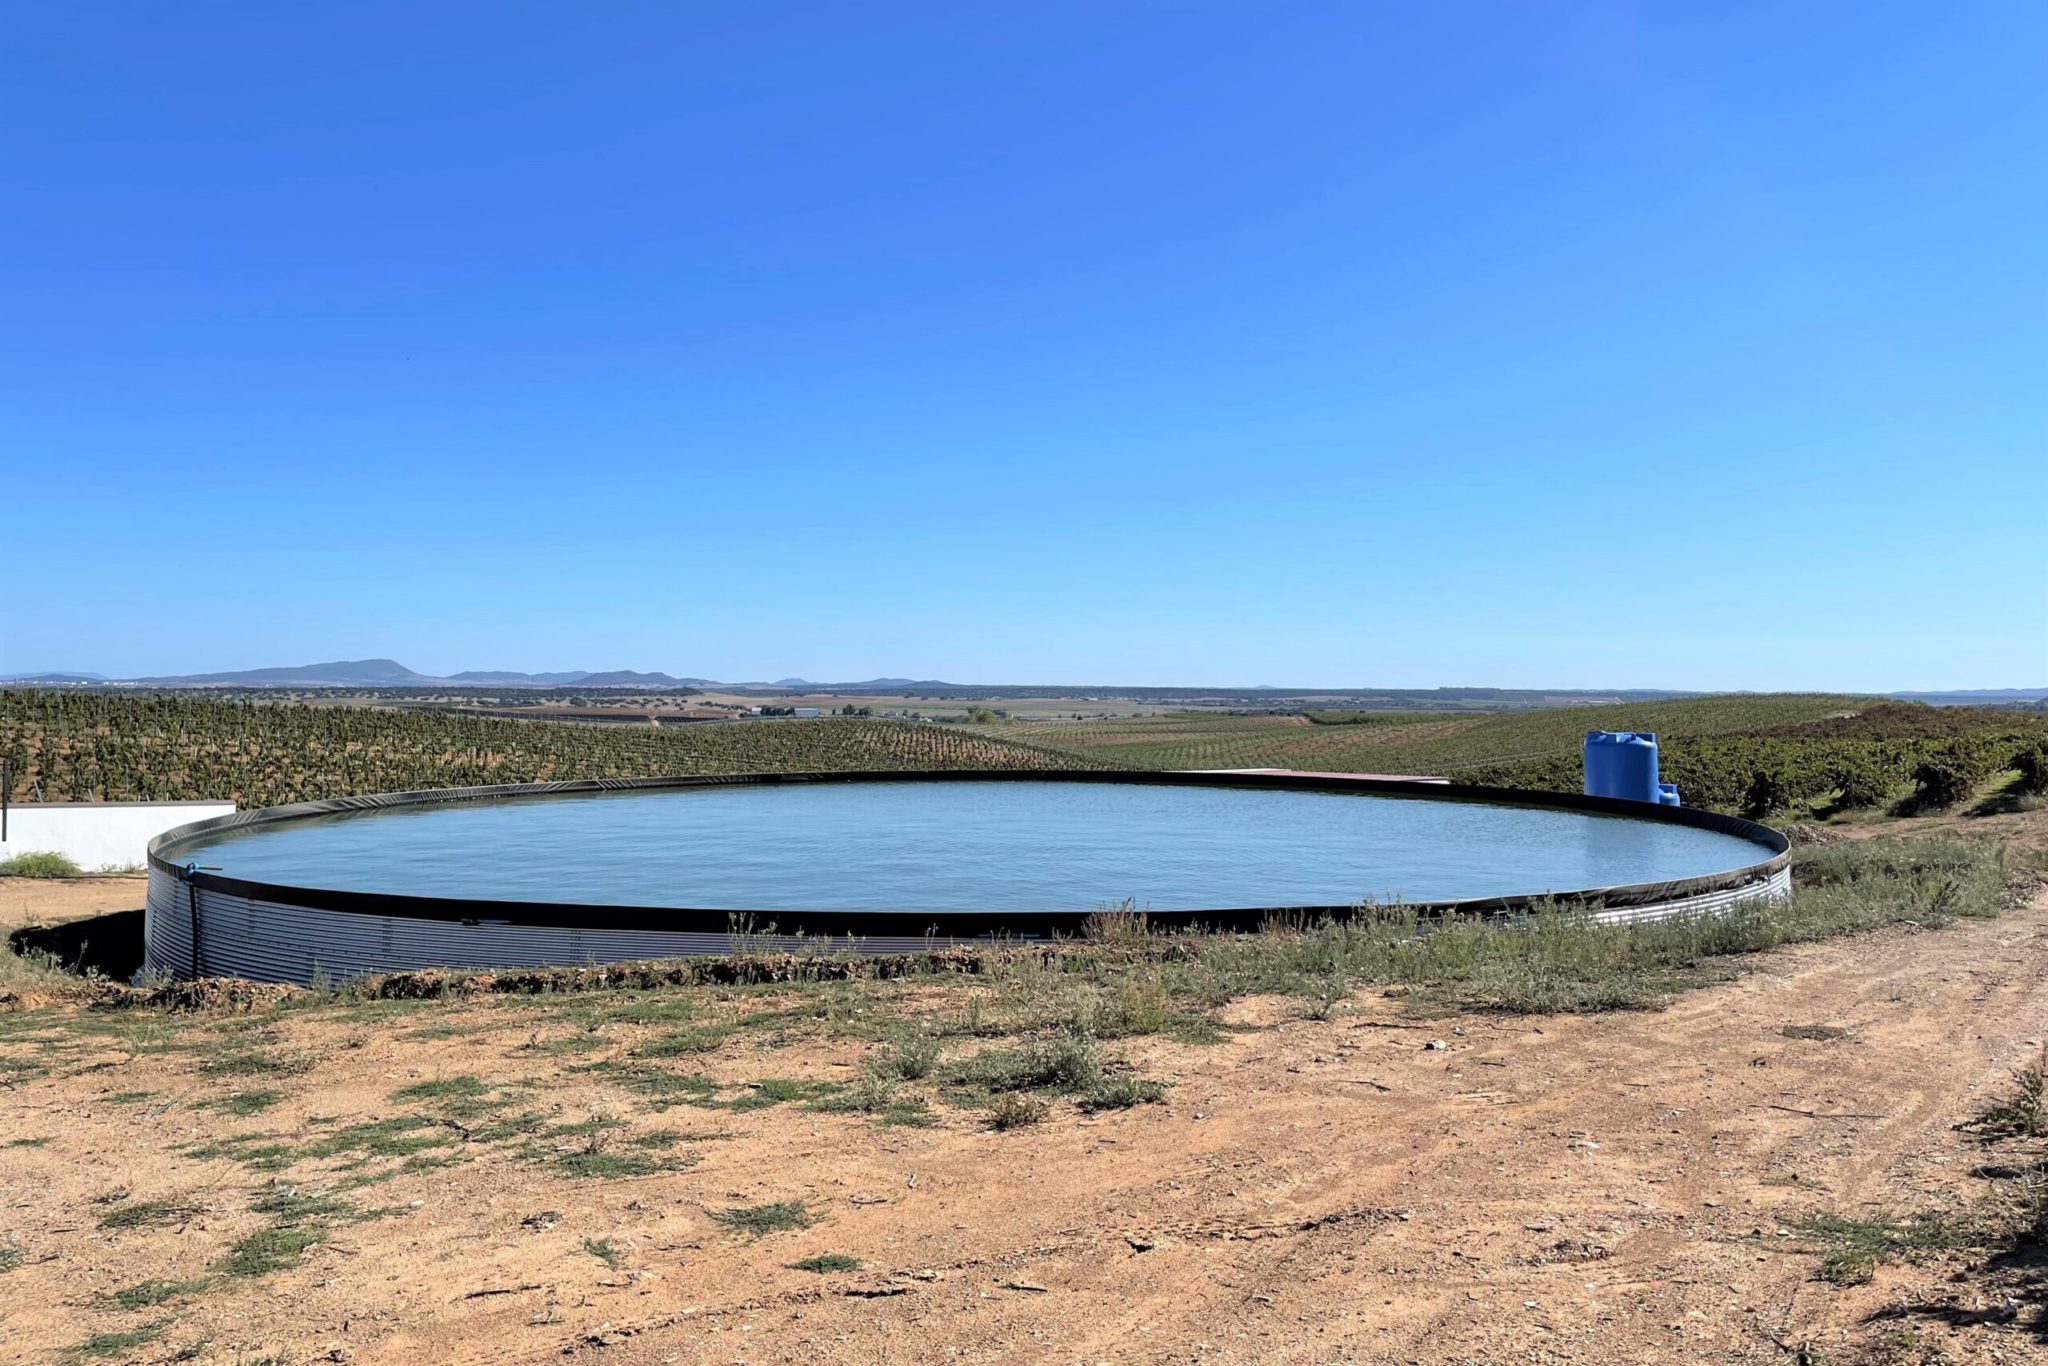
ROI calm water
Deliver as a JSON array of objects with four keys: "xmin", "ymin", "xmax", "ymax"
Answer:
[{"xmin": 173, "ymin": 781, "xmax": 1770, "ymax": 911}]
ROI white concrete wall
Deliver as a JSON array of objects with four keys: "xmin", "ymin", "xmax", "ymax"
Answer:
[{"xmin": 0, "ymin": 802, "xmax": 236, "ymax": 872}]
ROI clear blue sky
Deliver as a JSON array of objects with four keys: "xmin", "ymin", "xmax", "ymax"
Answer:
[{"xmin": 5, "ymin": 3, "xmax": 2043, "ymax": 689}]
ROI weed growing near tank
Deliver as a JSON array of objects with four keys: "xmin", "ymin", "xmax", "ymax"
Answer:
[
  {"xmin": 938, "ymin": 1037, "xmax": 1099, "ymax": 1099},
  {"xmin": 214, "ymin": 1187, "xmax": 409, "ymax": 1281},
  {"xmin": 512, "ymin": 1108, "xmax": 703, "ymax": 1179},
  {"xmin": 1077, "ymin": 1076, "xmax": 1168, "ymax": 1111},
  {"xmin": 1791, "ymin": 1209, "xmax": 1989, "ymax": 1286},
  {"xmin": 213, "ymin": 1222, "xmax": 331, "ymax": 1279},
  {"xmin": 0, "ymin": 851, "xmax": 84, "ymax": 878},
  {"xmin": 571, "ymin": 1059, "xmax": 721, "ymax": 1108},
  {"xmin": 198, "ymin": 1044, "xmax": 312, "ymax": 1078},
  {"xmin": 101, "ymin": 1278, "xmax": 208, "ymax": 1311},
  {"xmin": 1158, "ymin": 836, "xmax": 2015, "ymax": 1015},
  {"xmin": 631, "ymin": 1025, "xmax": 733, "ymax": 1057},
  {"xmin": 195, "ymin": 1088, "xmax": 287, "ymax": 1117},
  {"xmin": 985, "ymin": 1093, "xmax": 1048, "ymax": 1129},
  {"xmin": 98, "ymin": 1196, "xmax": 209, "ymax": 1232},
  {"xmin": 0, "ymin": 938, "xmax": 81, "ymax": 994},
  {"xmin": 581, "ymin": 1237, "xmax": 626, "ymax": 1269},
  {"xmin": 60, "ymin": 1321, "xmax": 168, "ymax": 1360},
  {"xmin": 712, "ymin": 1200, "xmax": 811, "ymax": 1237},
  {"xmin": 877, "ymin": 1032, "xmax": 940, "ymax": 1079},
  {"xmin": 1961, "ymin": 1046, "xmax": 2048, "ymax": 1140},
  {"xmin": 790, "ymin": 1253, "xmax": 861, "ymax": 1273},
  {"xmin": 388, "ymin": 1074, "xmax": 493, "ymax": 1103},
  {"xmin": 727, "ymin": 1077, "xmax": 840, "ymax": 1111}
]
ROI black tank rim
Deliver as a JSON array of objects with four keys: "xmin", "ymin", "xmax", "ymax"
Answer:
[{"xmin": 146, "ymin": 769, "xmax": 1792, "ymax": 937}]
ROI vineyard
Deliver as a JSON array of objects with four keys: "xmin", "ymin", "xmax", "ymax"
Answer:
[
  {"xmin": 7, "ymin": 690, "xmax": 2044, "ymax": 820},
  {"xmin": 0, "ymin": 691, "xmax": 1098, "ymax": 809},
  {"xmin": 982, "ymin": 695, "xmax": 2048, "ymax": 816}
]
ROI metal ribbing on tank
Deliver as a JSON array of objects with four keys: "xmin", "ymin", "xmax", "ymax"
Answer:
[
  {"xmin": 143, "ymin": 861, "xmax": 1793, "ymax": 986},
  {"xmin": 144, "ymin": 874, "xmax": 1044, "ymax": 983},
  {"xmin": 1582, "ymin": 865, "xmax": 1791, "ymax": 925}
]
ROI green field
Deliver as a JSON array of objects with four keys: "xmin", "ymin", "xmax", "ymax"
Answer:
[
  {"xmin": 993, "ymin": 695, "xmax": 1869, "ymax": 773},
  {"xmin": 5, "ymin": 689, "xmax": 2044, "ymax": 819},
  {"xmin": 0, "ymin": 691, "xmax": 1097, "ymax": 809},
  {"xmin": 973, "ymin": 694, "xmax": 2048, "ymax": 816}
]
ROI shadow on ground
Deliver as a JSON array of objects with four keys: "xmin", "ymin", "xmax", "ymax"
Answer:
[
  {"xmin": 9, "ymin": 909, "xmax": 146, "ymax": 982},
  {"xmin": 1867, "ymin": 1240, "xmax": 2048, "ymax": 1344}
]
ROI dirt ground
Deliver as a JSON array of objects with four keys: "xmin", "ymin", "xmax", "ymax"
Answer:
[
  {"xmin": 0, "ymin": 875, "xmax": 147, "ymax": 935},
  {"xmin": 3, "ymin": 826, "xmax": 2047, "ymax": 1364}
]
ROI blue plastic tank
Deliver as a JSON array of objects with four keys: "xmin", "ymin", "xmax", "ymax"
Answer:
[{"xmin": 1583, "ymin": 731, "xmax": 1665, "ymax": 804}]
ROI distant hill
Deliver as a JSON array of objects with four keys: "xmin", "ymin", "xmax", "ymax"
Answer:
[
  {"xmin": 574, "ymin": 670, "xmax": 691, "ymax": 687},
  {"xmin": 140, "ymin": 659, "xmax": 432, "ymax": 687},
  {"xmin": 447, "ymin": 670, "xmax": 594, "ymax": 685},
  {"xmin": 45, "ymin": 659, "xmax": 714, "ymax": 689},
  {"xmin": 759, "ymin": 677, "xmax": 954, "ymax": 690},
  {"xmin": 5, "ymin": 659, "xmax": 2040, "ymax": 705},
  {"xmin": 4, "ymin": 658, "xmax": 720, "ymax": 689}
]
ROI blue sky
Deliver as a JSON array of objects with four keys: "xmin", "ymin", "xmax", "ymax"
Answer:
[{"xmin": 5, "ymin": 3, "xmax": 2043, "ymax": 689}]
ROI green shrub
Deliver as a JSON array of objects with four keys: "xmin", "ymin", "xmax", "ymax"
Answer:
[
  {"xmin": 789, "ymin": 1253, "xmax": 861, "ymax": 1273},
  {"xmin": 2014, "ymin": 742, "xmax": 2048, "ymax": 796},
  {"xmin": 711, "ymin": 1201, "xmax": 811, "ymax": 1237},
  {"xmin": 939, "ymin": 1038, "xmax": 1098, "ymax": 1096},
  {"xmin": 1827, "ymin": 759, "xmax": 1893, "ymax": 810},
  {"xmin": 986, "ymin": 1093, "xmax": 1048, "ymax": 1129},
  {"xmin": 0, "ymin": 851, "xmax": 83, "ymax": 878},
  {"xmin": 1910, "ymin": 758, "xmax": 1976, "ymax": 809},
  {"xmin": 1077, "ymin": 1076, "xmax": 1167, "ymax": 1112},
  {"xmin": 1740, "ymin": 767, "xmax": 1796, "ymax": 819},
  {"xmin": 880, "ymin": 1033, "xmax": 940, "ymax": 1080}
]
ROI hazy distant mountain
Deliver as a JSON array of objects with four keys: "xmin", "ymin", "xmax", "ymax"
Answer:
[
  {"xmin": 141, "ymin": 658, "xmax": 432, "ymax": 687},
  {"xmin": 69, "ymin": 659, "xmax": 721, "ymax": 689},
  {"xmin": 760, "ymin": 678, "xmax": 957, "ymax": 690},
  {"xmin": 573, "ymin": 670, "xmax": 689, "ymax": 687},
  {"xmin": 10, "ymin": 659, "xmax": 2040, "ymax": 702},
  {"xmin": 452, "ymin": 668, "xmax": 723, "ymax": 687},
  {"xmin": 447, "ymin": 669, "xmax": 594, "ymax": 685}
]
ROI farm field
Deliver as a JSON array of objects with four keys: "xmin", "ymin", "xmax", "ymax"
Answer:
[
  {"xmin": 5, "ymin": 690, "xmax": 2046, "ymax": 821},
  {"xmin": 990, "ymin": 695, "xmax": 1873, "ymax": 770},
  {"xmin": 0, "ymin": 691, "xmax": 1097, "ymax": 809},
  {"xmin": 983, "ymin": 695, "xmax": 2048, "ymax": 817}
]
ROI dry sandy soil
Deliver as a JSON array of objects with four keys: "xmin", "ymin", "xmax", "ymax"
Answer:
[
  {"xmin": 0, "ymin": 876, "xmax": 148, "ymax": 936},
  {"xmin": 3, "ymin": 827, "xmax": 2046, "ymax": 1365}
]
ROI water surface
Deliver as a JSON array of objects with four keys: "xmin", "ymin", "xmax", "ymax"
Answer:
[{"xmin": 173, "ymin": 780, "xmax": 1769, "ymax": 911}]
